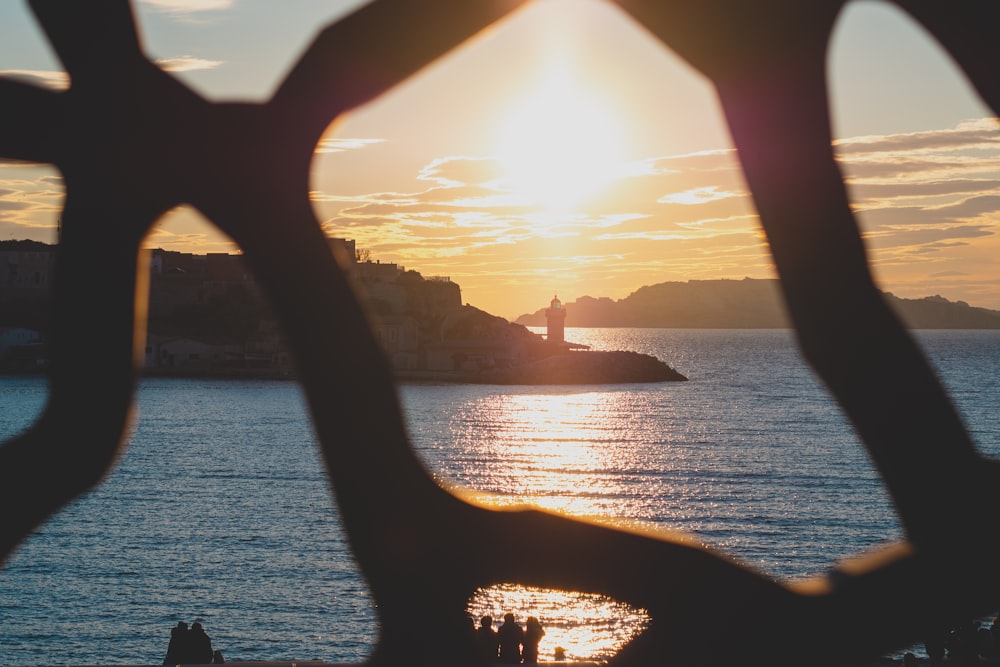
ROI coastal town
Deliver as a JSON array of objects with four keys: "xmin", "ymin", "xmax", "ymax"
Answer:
[{"xmin": 0, "ymin": 238, "xmax": 684, "ymax": 383}]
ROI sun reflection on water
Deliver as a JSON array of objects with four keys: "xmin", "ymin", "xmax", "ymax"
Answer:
[
  {"xmin": 446, "ymin": 390, "xmax": 658, "ymax": 517},
  {"xmin": 435, "ymin": 390, "xmax": 660, "ymax": 661},
  {"xmin": 467, "ymin": 583, "xmax": 649, "ymax": 663}
]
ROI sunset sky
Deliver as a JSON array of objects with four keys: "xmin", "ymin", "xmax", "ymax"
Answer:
[{"xmin": 2, "ymin": 0, "xmax": 999, "ymax": 320}]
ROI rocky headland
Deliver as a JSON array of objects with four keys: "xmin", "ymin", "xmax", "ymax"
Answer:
[
  {"xmin": 399, "ymin": 349, "xmax": 687, "ymax": 385},
  {"xmin": 514, "ymin": 278, "xmax": 1000, "ymax": 329},
  {"xmin": 473, "ymin": 350, "xmax": 687, "ymax": 384},
  {"xmin": 393, "ymin": 300, "xmax": 686, "ymax": 385}
]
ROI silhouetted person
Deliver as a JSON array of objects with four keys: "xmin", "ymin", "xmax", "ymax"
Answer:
[
  {"xmin": 188, "ymin": 622, "xmax": 215, "ymax": 664},
  {"xmin": 497, "ymin": 612, "xmax": 524, "ymax": 664},
  {"xmin": 522, "ymin": 616, "xmax": 545, "ymax": 664},
  {"xmin": 163, "ymin": 621, "xmax": 189, "ymax": 665},
  {"xmin": 476, "ymin": 615, "xmax": 499, "ymax": 663}
]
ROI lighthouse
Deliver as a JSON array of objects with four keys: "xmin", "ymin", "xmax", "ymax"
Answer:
[{"xmin": 545, "ymin": 294, "xmax": 566, "ymax": 344}]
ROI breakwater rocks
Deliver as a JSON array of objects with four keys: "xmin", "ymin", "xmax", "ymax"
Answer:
[{"xmin": 445, "ymin": 350, "xmax": 687, "ymax": 385}]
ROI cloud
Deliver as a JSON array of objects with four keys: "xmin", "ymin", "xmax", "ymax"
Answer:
[
  {"xmin": 0, "ymin": 69, "xmax": 69, "ymax": 90},
  {"xmin": 658, "ymin": 186, "xmax": 741, "ymax": 206},
  {"xmin": 140, "ymin": 0, "xmax": 233, "ymax": 14},
  {"xmin": 2, "ymin": 57, "xmax": 224, "ymax": 85},
  {"xmin": 156, "ymin": 56, "xmax": 224, "ymax": 72},
  {"xmin": 0, "ymin": 168, "xmax": 64, "ymax": 233},
  {"xmin": 835, "ymin": 118, "xmax": 1000, "ymax": 155},
  {"xmin": 418, "ymin": 156, "xmax": 504, "ymax": 189},
  {"xmin": 867, "ymin": 224, "xmax": 993, "ymax": 248},
  {"xmin": 824, "ymin": 118, "xmax": 1000, "ymax": 277},
  {"xmin": 924, "ymin": 195, "xmax": 1000, "ymax": 221},
  {"xmin": 841, "ymin": 154, "xmax": 1000, "ymax": 181},
  {"xmin": 858, "ymin": 195, "xmax": 1000, "ymax": 230},
  {"xmin": 314, "ymin": 137, "xmax": 384, "ymax": 155},
  {"xmin": 849, "ymin": 179, "xmax": 1000, "ymax": 201}
]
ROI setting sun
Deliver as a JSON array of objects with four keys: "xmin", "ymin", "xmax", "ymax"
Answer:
[{"xmin": 494, "ymin": 61, "xmax": 629, "ymax": 212}]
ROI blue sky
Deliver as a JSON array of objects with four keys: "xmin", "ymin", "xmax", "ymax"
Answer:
[{"xmin": 2, "ymin": 0, "xmax": 998, "ymax": 319}]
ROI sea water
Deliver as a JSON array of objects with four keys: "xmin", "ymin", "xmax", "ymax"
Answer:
[{"xmin": 1, "ymin": 328, "xmax": 998, "ymax": 665}]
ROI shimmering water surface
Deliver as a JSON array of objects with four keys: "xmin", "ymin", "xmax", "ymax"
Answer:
[{"xmin": 1, "ymin": 328, "xmax": 998, "ymax": 665}]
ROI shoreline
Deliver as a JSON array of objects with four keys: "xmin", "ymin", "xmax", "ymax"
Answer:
[{"xmin": 2, "ymin": 350, "xmax": 688, "ymax": 386}]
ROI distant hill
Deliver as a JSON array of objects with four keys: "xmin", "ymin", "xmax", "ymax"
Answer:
[{"xmin": 514, "ymin": 278, "xmax": 1000, "ymax": 329}]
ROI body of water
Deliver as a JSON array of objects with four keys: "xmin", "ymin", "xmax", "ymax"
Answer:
[{"xmin": 1, "ymin": 328, "xmax": 998, "ymax": 665}]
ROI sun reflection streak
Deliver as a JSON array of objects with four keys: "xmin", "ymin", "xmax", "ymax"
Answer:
[
  {"xmin": 447, "ymin": 391, "xmax": 651, "ymax": 516},
  {"xmin": 405, "ymin": 384, "xmax": 692, "ymax": 660},
  {"xmin": 437, "ymin": 391, "xmax": 661, "ymax": 661},
  {"xmin": 467, "ymin": 583, "xmax": 649, "ymax": 662}
]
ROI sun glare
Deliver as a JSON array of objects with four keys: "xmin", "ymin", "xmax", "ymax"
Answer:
[{"xmin": 495, "ymin": 64, "xmax": 628, "ymax": 212}]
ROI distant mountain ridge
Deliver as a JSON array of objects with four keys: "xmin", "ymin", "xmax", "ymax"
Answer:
[{"xmin": 514, "ymin": 278, "xmax": 1000, "ymax": 329}]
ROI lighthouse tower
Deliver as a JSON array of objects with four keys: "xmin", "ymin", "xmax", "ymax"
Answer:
[{"xmin": 545, "ymin": 294, "xmax": 566, "ymax": 344}]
